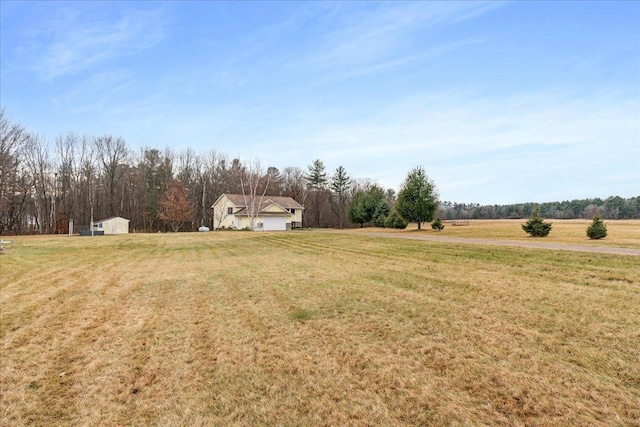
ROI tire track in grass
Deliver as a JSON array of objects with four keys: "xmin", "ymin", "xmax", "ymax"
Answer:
[
  {"xmin": 5, "ymin": 233, "xmax": 638, "ymax": 425},
  {"xmin": 364, "ymin": 259, "xmax": 639, "ymax": 426},
  {"xmin": 196, "ymin": 235, "xmax": 407, "ymax": 424},
  {"xmin": 70, "ymin": 242, "xmax": 223, "ymax": 425},
  {"xmin": 164, "ymin": 244, "xmax": 239, "ymax": 424},
  {"xmin": 1, "ymin": 252, "xmax": 152, "ymax": 425},
  {"xmin": 366, "ymin": 255, "xmax": 639, "ymax": 425},
  {"xmin": 2, "ymin": 254, "xmax": 141, "ymax": 351},
  {"xmin": 258, "ymin": 233, "xmax": 472, "ymax": 279},
  {"xmin": 117, "ymin": 238, "xmax": 250, "ymax": 425},
  {"xmin": 1, "ymin": 264, "xmax": 90, "ymax": 342},
  {"xmin": 197, "ymin": 240, "xmax": 289, "ymax": 423},
  {"xmin": 104, "ymin": 238, "xmax": 211, "ymax": 423},
  {"xmin": 249, "ymin": 233, "xmax": 640, "ymax": 425},
  {"xmin": 180, "ymin": 238, "xmax": 317, "ymax": 424},
  {"xmin": 208, "ymin": 235, "xmax": 489, "ymax": 424}
]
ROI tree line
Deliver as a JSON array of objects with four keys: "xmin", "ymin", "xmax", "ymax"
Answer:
[
  {"xmin": 1, "ymin": 109, "xmax": 406, "ymax": 234},
  {"xmin": 438, "ymin": 196, "xmax": 640, "ymax": 221}
]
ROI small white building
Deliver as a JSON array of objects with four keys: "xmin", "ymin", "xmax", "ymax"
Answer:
[{"xmin": 95, "ymin": 216, "xmax": 130, "ymax": 235}]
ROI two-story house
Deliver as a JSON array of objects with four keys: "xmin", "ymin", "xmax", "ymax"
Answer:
[{"xmin": 212, "ymin": 194, "xmax": 304, "ymax": 231}]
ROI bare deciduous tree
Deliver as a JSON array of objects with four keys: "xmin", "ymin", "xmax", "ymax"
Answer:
[
  {"xmin": 24, "ymin": 133, "xmax": 53, "ymax": 234},
  {"xmin": 0, "ymin": 109, "xmax": 29, "ymax": 234},
  {"xmin": 96, "ymin": 135, "xmax": 128, "ymax": 217},
  {"xmin": 212, "ymin": 195, "xmax": 231, "ymax": 230},
  {"xmin": 282, "ymin": 166, "xmax": 307, "ymax": 207},
  {"xmin": 240, "ymin": 158, "xmax": 270, "ymax": 230}
]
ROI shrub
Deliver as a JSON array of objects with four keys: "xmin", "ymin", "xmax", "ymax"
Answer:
[
  {"xmin": 522, "ymin": 208, "xmax": 552, "ymax": 237},
  {"xmin": 586, "ymin": 215, "xmax": 607, "ymax": 239},
  {"xmin": 374, "ymin": 214, "xmax": 387, "ymax": 228},
  {"xmin": 373, "ymin": 200, "xmax": 391, "ymax": 226},
  {"xmin": 385, "ymin": 211, "xmax": 408, "ymax": 229},
  {"xmin": 431, "ymin": 217, "xmax": 444, "ymax": 231}
]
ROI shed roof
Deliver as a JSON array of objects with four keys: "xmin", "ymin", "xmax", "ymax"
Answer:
[{"xmin": 96, "ymin": 216, "xmax": 130, "ymax": 223}]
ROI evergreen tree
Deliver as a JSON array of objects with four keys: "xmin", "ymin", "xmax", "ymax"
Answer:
[
  {"xmin": 305, "ymin": 159, "xmax": 329, "ymax": 227},
  {"xmin": 395, "ymin": 166, "xmax": 439, "ymax": 230},
  {"xmin": 385, "ymin": 210, "xmax": 408, "ymax": 229},
  {"xmin": 431, "ymin": 217, "xmax": 444, "ymax": 231},
  {"xmin": 586, "ymin": 214, "xmax": 607, "ymax": 239},
  {"xmin": 347, "ymin": 185, "xmax": 385, "ymax": 227},
  {"xmin": 522, "ymin": 207, "xmax": 552, "ymax": 237},
  {"xmin": 373, "ymin": 199, "xmax": 391, "ymax": 225},
  {"xmin": 374, "ymin": 213, "xmax": 387, "ymax": 228},
  {"xmin": 305, "ymin": 159, "xmax": 328, "ymax": 190}
]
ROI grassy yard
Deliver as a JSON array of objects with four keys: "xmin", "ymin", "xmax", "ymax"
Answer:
[{"xmin": 1, "ymin": 229, "xmax": 639, "ymax": 426}]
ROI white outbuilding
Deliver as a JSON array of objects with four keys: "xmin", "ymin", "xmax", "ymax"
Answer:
[{"xmin": 94, "ymin": 216, "xmax": 130, "ymax": 235}]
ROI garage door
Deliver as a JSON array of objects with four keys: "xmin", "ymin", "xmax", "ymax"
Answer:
[{"xmin": 263, "ymin": 216, "xmax": 287, "ymax": 231}]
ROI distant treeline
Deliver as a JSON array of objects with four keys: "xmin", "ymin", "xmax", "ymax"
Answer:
[{"xmin": 438, "ymin": 196, "xmax": 640, "ymax": 220}]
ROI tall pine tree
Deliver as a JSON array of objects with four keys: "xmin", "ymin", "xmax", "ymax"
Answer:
[
  {"xmin": 395, "ymin": 166, "xmax": 439, "ymax": 230},
  {"xmin": 305, "ymin": 159, "xmax": 329, "ymax": 227},
  {"xmin": 305, "ymin": 159, "xmax": 328, "ymax": 190}
]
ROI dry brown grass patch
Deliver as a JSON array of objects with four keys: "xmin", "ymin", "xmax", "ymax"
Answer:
[
  {"xmin": 352, "ymin": 219, "xmax": 640, "ymax": 248},
  {"xmin": 1, "ymin": 232, "xmax": 639, "ymax": 425}
]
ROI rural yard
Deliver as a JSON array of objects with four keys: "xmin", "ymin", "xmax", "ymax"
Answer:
[{"xmin": 1, "ymin": 221, "xmax": 639, "ymax": 426}]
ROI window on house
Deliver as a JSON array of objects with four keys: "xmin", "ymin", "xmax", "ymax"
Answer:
[
  {"xmin": 289, "ymin": 209, "xmax": 296, "ymax": 214},
  {"xmin": 227, "ymin": 207, "xmax": 233, "ymax": 214}
]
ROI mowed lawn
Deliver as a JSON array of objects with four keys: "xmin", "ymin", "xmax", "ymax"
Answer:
[{"xmin": 1, "ymin": 229, "xmax": 639, "ymax": 426}]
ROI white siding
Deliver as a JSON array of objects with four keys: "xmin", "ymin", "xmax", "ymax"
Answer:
[{"xmin": 96, "ymin": 217, "xmax": 130, "ymax": 234}]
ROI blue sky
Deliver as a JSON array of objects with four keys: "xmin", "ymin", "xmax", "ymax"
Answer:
[{"xmin": 1, "ymin": 1, "xmax": 639, "ymax": 204}]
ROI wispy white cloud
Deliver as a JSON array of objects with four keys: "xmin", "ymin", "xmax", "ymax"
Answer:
[
  {"xmin": 51, "ymin": 70, "xmax": 134, "ymax": 113},
  {"xmin": 237, "ymin": 88, "xmax": 639, "ymax": 201},
  {"xmin": 31, "ymin": 6, "xmax": 167, "ymax": 79},
  {"xmin": 312, "ymin": 37, "xmax": 486, "ymax": 84},
  {"xmin": 302, "ymin": 2, "xmax": 502, "ymax": 74}
]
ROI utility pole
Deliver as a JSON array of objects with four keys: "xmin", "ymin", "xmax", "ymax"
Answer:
[
  {"xmin": 52, "ymin": 172, "xmax": 58, "ymax": 234},
  {"xmin": 90, "ymin": 178, "xmax": 94, "ymax": 237}
]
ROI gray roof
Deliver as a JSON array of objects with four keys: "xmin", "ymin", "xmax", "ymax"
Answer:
[{"xmin": 221, "ymin": 194, "xmax": 304, "ymax": 210}]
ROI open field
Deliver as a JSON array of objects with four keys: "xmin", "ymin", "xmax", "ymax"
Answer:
[
  {"xmin": 1, "ymin": 229, "xmax": 639, "ymax": 426},
  {"xmin": 365, "ymin": 219, "xmax": 640, "ymax": 249},
  {"xmin": 346, "ymin": 220, "xmax": 640, "ymax": 256}
]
